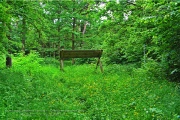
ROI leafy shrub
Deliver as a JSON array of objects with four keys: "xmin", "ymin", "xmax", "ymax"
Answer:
[
  {"xmin": 42, "ymin": 57, "xmax": 59, "ymax": 67},
  {"xmin": 141, "ymin": 59, "xmax": 166, "ymax": 80},
  {"xmin": 11, "ymin": 52, "xmax": 43, "ymax": 76},
  {"xmin": 0, "ymin": 54, "xmax": 6, "ymax": 68}
]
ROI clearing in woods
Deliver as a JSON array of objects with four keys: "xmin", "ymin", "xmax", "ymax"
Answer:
[{"xmin": 0, "ymin": 55, "xmax": 180, "ymax": 119}]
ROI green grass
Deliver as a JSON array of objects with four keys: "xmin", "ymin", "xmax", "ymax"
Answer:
[{"xmin": 0, "ymin": 54, "xmax": 180, "ymax": 119}]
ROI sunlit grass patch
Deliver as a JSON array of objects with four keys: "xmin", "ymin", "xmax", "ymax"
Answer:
[{"xmin": 0, "ymin": 55, "xmax": 179, "ymax": 119}]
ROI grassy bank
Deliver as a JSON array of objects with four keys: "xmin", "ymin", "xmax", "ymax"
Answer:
[{"xmin": 0, "ymin": 54, "xmax": 180, "ymax": 119}]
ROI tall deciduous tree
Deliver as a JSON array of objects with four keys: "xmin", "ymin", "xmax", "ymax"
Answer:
[
  {"xmin": 100, "ymin": 0, "xmax": 180, "ymax": 81},
  {"xmin": 0, "ymin": 1, "xmax": 12, "ymax": 67}
]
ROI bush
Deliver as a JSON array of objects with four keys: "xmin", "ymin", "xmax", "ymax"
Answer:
[
  {"xmin": 141, "ymin": 59, "xmax": 167, "ymax": 80},
  {"xmin": 42, "ymin": 57, "xmax": 59, "ymax": 67},
  {"xmin": 11, "ymin": 52, "xmax": 43, "ymax": 76}
]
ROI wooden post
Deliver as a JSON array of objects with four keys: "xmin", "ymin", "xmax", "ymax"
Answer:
[
  {"xmin": 99, "ymin": 59, "xmax": 103, "ymax": 73},
  {"xmin": 96, "ymin": 58, "xmax": 100, "ymax": 69},
  {"xmin": 60, "ymin": 59, "xmax": 64, "ymax": 71},
  {"xmin": 96, "ymin": 58, "xmax": 103, "ymax": 73}
]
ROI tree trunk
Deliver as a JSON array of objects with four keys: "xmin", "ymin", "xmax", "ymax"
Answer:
[
  {"xmin": 22, "ymin": 17, "xmax": 26, "ymax": 55},
  {"xmin": 6, "ymin": 56, "xmax": 12, "ymax": 68},
  {"xmin": 57, "ymin": 18, "xmax": 61, "ymax": 60},
  {"xmin": 72, "ymin": 16, "xmax": 76, "ymax": 64},
  {"xmin": 53, "ymin": 43, "xmax": 56, "ymax": 58},
  {"xmin": 82, "ymin": 21, "xmax": 87, "ymax": 35}
]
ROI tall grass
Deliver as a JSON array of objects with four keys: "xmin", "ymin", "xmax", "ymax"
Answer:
[{"xmin": 0, "ymin": 53, "xmax": 179, "ymax": 119}]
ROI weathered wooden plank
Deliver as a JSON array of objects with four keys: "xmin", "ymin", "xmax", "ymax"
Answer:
[{"xmin": 60, "ymin": 50, "xmax": 103, "ymax": 59}]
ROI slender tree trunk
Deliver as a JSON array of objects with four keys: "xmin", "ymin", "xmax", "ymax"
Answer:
[
  {"xmin": 53, "ymin": 43, "xmax": 56, "ymax": 58},
  {"xmin": 72, "ymin": 17, "xmax": 76, "ymax": 64},
  {"xmin": 82, "ymin": 21, "xmax": 87, "ymax": 35},
  {"xmin": 72, "ymin": 17, "xmax": 75, "ymax": 50},
  {"xmin": 6, "ymin": 56, "xmax": 12, "ymax": 68},
  {"xmin": 81, "ymin": 21, "xmax": 87, "ymax": 47},
  {"xmin": 38, "ymin": 29, "xmax": 43, "ymax": 57},
  {"xmin": 71, "ymin": 0, "xmax": 76, "ymax": 64},
  {"xmin": 49, "ymin": 43, "xmax": 51, "ymax": 57},
  {"xmin": 42, "ymin": 43, "xmax": 45, "ymax": 57},
  {"xmin": 22, "ymin": 17, "xmax": 26, "ymax": 55},
  {"xmin": 57, "ymin": 17, "xmax": 61, "ymax": 60}
]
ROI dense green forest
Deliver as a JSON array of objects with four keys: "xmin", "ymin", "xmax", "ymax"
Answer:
[{"xmin": 0, "ymin": 0, "xmax": 180, "ymax": 119}]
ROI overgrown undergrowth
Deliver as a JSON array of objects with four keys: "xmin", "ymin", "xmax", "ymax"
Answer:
[{"xmin": 0, "ymin": 54, "xmax": 180, "ymax": 119}]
